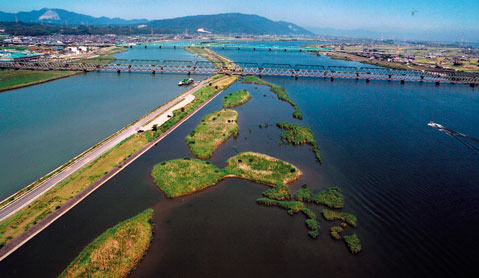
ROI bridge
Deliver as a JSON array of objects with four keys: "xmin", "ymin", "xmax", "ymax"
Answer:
[{"xmin": 1, "ymin": 58, "xmax": 478, "ymax": 85}]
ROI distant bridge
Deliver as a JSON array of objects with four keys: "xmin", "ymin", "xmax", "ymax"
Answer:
[{"xmin": 1, "ymin": 58, "xmax": 478, "ymax": 85}]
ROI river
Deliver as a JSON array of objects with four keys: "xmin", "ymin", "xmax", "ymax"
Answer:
[
  {"xmin": 0, "ymin": 46, "xmax": 207, "ymax": 199},
  {"xmin": 0, "ymin": 43, "xmax": 478, "ymax": 277}
]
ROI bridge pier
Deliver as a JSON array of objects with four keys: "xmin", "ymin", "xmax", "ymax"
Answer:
[
  {"xmin": 284, "ymin": 49, "xmax": 287, "ymax": 52},
  {"xmin": 470, "ymin": 83, "xmax": 475, "ymax": 87},
  {"xmin": 159, "ymin": 45, "xmax": 162, "ymax": 49},
  {"xmin": 187, "ymin": 71, "xmax": 191, "ymax": 75},
  {"xmin": 388, "ymin": 74, "xmax": 392, "ymax": 79},
  {"xmin": 174, "ymin": 46, "xmax": 176, "ymax": 49},
  {"xmin": 238, "ymin": 47, "xmax": 240, "ymax": 50},
  {"xmin": 295, "ymin": 75, "xmax": 298, "ymax": 80},
  {"xmin": 253, "ymin": 48, "xmax": 256, "ymax": 51},
  {"xmin": 330, "ymin": 77, "xmax": 334, "ymax": 82},
  {"xmin": 420, "ymin": 76, "xmax": 424, "ymax": 82},
  {"xmin": 269, "ymin": 48, "xmax": 271, "ymax": 51},
  {"xmin": 366, "ymin": 78, "xmax": 370, "ymax": 83},
  {"xmin": 401, "ymin": 80, "xmax": 405, "ymax": 84},
  {"xmin": 144, "ymin": 45, "xmax": 147, "ymax": 49},
  {"xmin": 435, "ymin": 81, "xmax": 440, "ymax": 86},
  {"xmin": 299, "ymin": 49, "xmax": 302, "ymax": 52},
  {"xmin": 129, "ymin": 45, "xmax": 132, "ymax": 48},
  {"xmin": 356, "ymin": 72, "xmax": 359, "ymax": 80},
  {"xmin": 117, "ymin": 70, "xmax": 121, "ymax": 74},
  {"xmin": 152, "ymin": 70, "xmax": 155, "ymax": 75}
]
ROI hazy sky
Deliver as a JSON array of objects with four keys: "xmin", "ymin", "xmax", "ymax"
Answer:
[{"xmin": 2, "ymin": 0, "xmax": 478, "ymax": 41}]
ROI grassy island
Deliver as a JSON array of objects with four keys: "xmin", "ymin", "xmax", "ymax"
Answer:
[
  {"xmin": 151, "ymin": 152, "xmax": 301, "ymax": 198},
  {"xmin": 222, "ymin": 89, "xmax": 252, "ymax": 108},
  {"xmin": 344, "ymin": 234, "xmax": 362, "ymax": 254},
  {"xmin": 330, "ymin": 226, "xmax": 344, "ymax": 240},
  {"xmin": 186, "ymin": 109, "xmax": 239, "ymax": 159},
  {"xmin": 305, "ymin": 219, "xmax": 320, "ymax": 238},
  {"xmin": 294, "ymin": 187, "xmax": 344, "ymax": 208},
  {"xmin": 0, "ymin": 70, "xmax": 79, "ymax": 92},
  {"xmin": 151, "ymin": 158, "xmax": 227, "ymax": 198},
  {"xmin": 262, "ymin": 184, "xmax": 291, "ymax": 200},
  {"xmin": 322, "ymin": 209, "xmax": 358, "ymax": 227},
  {"xmin": 226, "ymin": 152, "xmax": 302, "ymax": 185},
  {"xmin": 256, "ymin": 198, "xmax": 304, "ymax": 215},
  {"xmin": 276, "ymin": 122, "xmax": 321, "ymax": 162},
  {"xmin": 241, "ymin": 75, "xmax": 303, "ymax": 120},
  {"xmin": 0, "ymin": 74, "xmax": 238, "ymax": 247},
  {"xmin": 59, "ymin": 209, "xmax": 153, "ymax": 278}
]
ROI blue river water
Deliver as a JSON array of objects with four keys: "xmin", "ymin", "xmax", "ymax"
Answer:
[
  {"xmin": 0, "ymin": 43, "xmax": 478, "ymax": 277},
  {"xmin": 0, "ymin": 46, "xmax": 207, "ymax": 199}
]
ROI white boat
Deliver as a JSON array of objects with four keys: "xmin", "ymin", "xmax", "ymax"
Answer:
[
  {"xmin": 428, "ymin": 121, "xmax": 445, "ymax": 129},
  {"xmin": 178, "ymin": 78, "xmax": 194, "ymax": 86}
]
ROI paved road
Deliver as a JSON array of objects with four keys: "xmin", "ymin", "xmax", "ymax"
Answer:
[{"xmin": 0, "ymin": 79, "xmax": 210, "ymax": 221}]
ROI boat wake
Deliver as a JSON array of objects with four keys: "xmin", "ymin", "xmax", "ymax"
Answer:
[{"xmin": 428, "ymin": 121, "xmax": 479, "ymax": 151}]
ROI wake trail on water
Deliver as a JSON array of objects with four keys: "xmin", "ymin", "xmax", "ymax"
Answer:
[{"xmin": 428, "ymin": 122, "xmax": 479, "ymax": 152}]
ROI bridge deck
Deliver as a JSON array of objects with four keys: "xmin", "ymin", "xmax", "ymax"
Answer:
[{"xmin": 1, "ymin": 59, "xmax": 478, "ymax": 85}]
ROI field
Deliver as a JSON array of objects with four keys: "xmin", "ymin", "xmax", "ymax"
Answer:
[
  {"xmin": 59, "ymin": 209, "xmax": 153, "ymax": 278},
  {"xmin": 0, "ymin": 74, "xmax": 238, "ymax": 247},
  {"xmin": 222, "ymin": 89, "xmax": 251, "ymax": 108},
  {"xmin": 0, "ymin": 70, "xmax": 78, "ymax": 92},
  {"xmin": 151, "ymin": 159, "xmax": 227, "ymax": 198},
  {"xmin": 242, "ymin": 76, "xmax": 303, "ymax": 119},
  {"xmin": 151, "ymin": 152, "xmax": 301, "ymax": 198},
  {"xmin": 186, "ymin": 109, "xmax": 239, "ymax": 159}
]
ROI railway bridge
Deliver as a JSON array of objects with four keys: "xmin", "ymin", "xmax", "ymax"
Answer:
[{"xmin": 1, "ymin": 58, "xmax": 478, "ymax": 86}]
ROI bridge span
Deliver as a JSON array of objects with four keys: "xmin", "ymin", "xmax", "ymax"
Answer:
[{"xmin": 1, "ymin": 58, "xmax": 478, "ymax": 85}]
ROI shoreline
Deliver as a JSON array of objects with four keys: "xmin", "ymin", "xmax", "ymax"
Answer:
[
  {"xmin": 0, "ymin": 70, "xmax": 83, "ymax": 93},
  {"xmin": 0, "ymin": 75, "xmax": 234, "ymax": 261}
]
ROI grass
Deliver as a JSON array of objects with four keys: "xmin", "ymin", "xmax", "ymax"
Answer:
[
  {"xmin": 0, "ymin": 134, "xmax": 148, "ymax": 246},
  {"xmin": 344, "ymin": 234, "xmax": 362, "ymax": 254},
  {"xmin": 151, "ymin": 152, "xmax": 301, "ymax": 198},
  {"xmin": 262, "ymin": 184, "xmax": 291, "ymax": 200},
  {"xmin": 59, "ymin": 209, "xmax": 153, "ymax": 278},
  {"xmin": 222, "ymin": 89, "xmax": 252, "ymax": 108},
  {"xmin": 293, "ymin": 187, "xmax": 343, "ymax": 208},
  {"xmin": 184, "ymin": 46, "xmax": 232, "ymax": 65},
  {"xmin": 241, "ymin": 75, "xmax": 303, "ymax": 120},
  {"xmin": 330, "ymin": 226, "xmax": 344, "ymax": 240},
  {"xmin": 276, "ymin": 122, "xmax": 321, "ymax": 162},
  {"xmin": 151, "ymin": 158, "xmax": 227, "ymax": 198},
  {"xmin": 185, "ymin": 109, "xmax": 239, "ymax": 159},
  {"xmin": 226, "ymin": 152, "xmax": 302, "ymax": 186},
  {"xmin": 256, "ymin": 198, "xmax": 304, "ymax": 215},
  {"xmin": 322, "ymin": 209, "xmax": 358, "ymax": 227},
  {"xmin": 0, "ymin": 74, "xmax": 238, "ymax": 246},
  {"xmin": 0, "ymin": 69, "xmax": 78, "ymax": 92},
  {"xmin": 305, "ymin": 219, "xmax": 320, "ymax": 238}
]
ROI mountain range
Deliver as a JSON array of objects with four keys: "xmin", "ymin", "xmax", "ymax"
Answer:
[{"xmin": 0, "ymin": 9, "xmax": 313, "ymax": 36}]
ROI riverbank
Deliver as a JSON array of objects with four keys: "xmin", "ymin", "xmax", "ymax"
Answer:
[
  {"xmin": 0, "ymin": 70, "xmax": 80, "ymax": 93},
  {"xmin": 59, "ymin": 209, "xmax": 153, "ymax": 278},
  {"xmin": 184, "ymin": 46, "xmax": 233, "ymax": 65},
  {"xmin": 320, "ymin": 51, "xmax": 430, "ymax": 71},
  {"xmin": 0, "ymin": 74, "xmax": 238, "ymax": 253}
]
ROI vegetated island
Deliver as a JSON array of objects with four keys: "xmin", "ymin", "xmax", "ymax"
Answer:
[
  {"xmin": 59, "ymin": 209, "xmax": 153, "ymax": 278},
  {"xmin": 344, "ymin": 234, "xmax": 362, "ymax": 254},
  {"xmin": 186, "ymin": 109, "xmax": 239, "ymax": 159},
  {"xmin": 151, "ymin": 152, "xmax": 302, "ymax": 198},
  {"xmin": 322, "ymin": 209, "xmax": 357, "ymax": 227},
  {"xmin": 256, "ymin": 184, "xmax": 320, "ymax": 238},
  {"xmin": 276, "ymin": 121, "xmax": 322, "ymax": 162},
  {"xmin": 293, "ymin": 187, "xmax": 343, "ymax": 208},
  {"xmin": 223, "ymin": 89, "xmax": 252, "ymax": 108},
  {"xmin": 241, "ymin": 75, "xmax": 303, "ymax": 120},
  {"xmin": 0, "ymin": 74, "xmax": 238, "ymax": 247}
]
